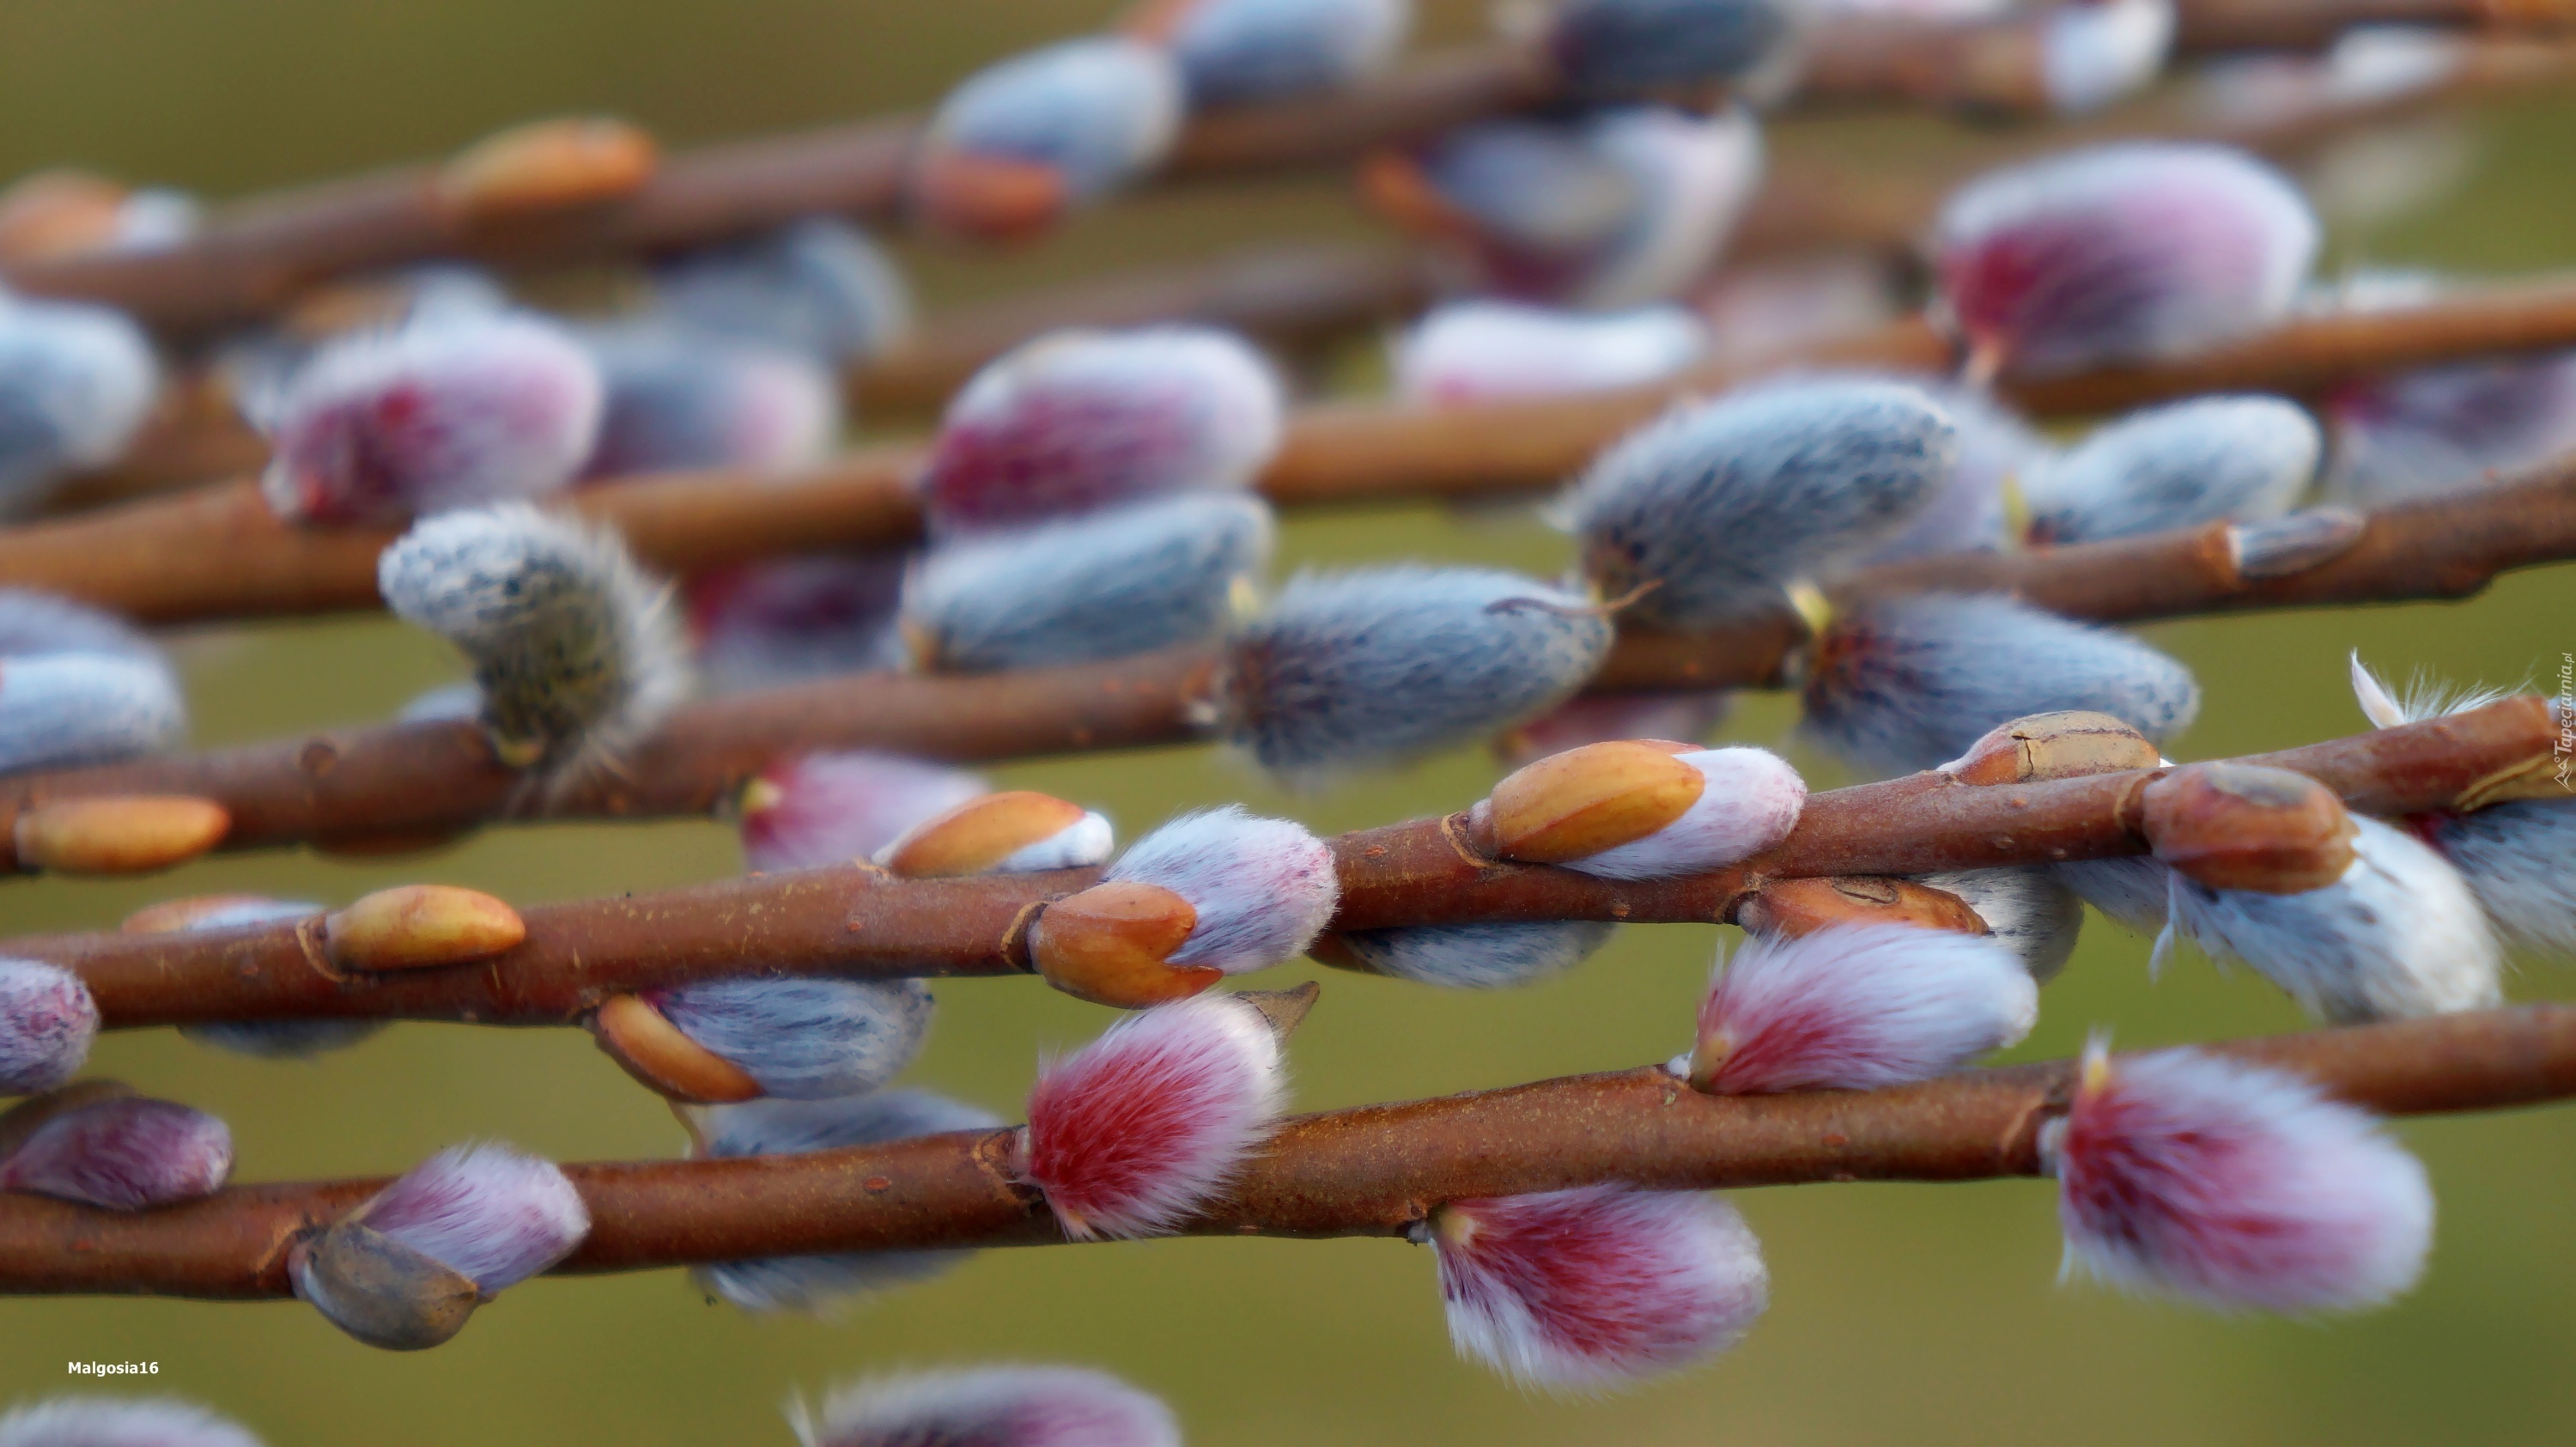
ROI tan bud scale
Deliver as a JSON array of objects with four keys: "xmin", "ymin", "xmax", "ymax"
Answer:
[
  {"xmin": 1736, "ymin": 877, "xmax": 1990, "ymax": 940},
  {"xmin": 1029, "ymin": 879, "xmax": 1218, "ymax": 1007},
  {"xmin": 1478, "ymin": 739, "xmax": 1704, "ymax": 863},
  {"xmin": 591, "ymin": 994, "xmax": 764, "ymax": 1104},
  {"xmin": 2143, "ymin": 763, "xmax": 2358, "ymax": 895},
  {"xmin": 325, "ymin": 885, "xmax": 526, "ymax": 972},
  {"xmin": 440, "ymin": 118, "xmax": 659, "ymax": 223},
  {"xmin": 292, "ymin": 1222, "xmax": 483, "ymax": 1352},
  {"xmin": 882, "ymin": 791, "xmax": 1090, "ymax": 879},
  {"xmin": 1943, "ymin": 711, "xmax": 2160, "ymax": 787},
  {"xmin": 14, "ymin": 795, "xmax": 231, "ymax": 876}
]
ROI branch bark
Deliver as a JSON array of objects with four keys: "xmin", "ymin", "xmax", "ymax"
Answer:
[
  {"xmin": 0, "ymin": 464, "xmax": 2564, "ymax": 858},
  {"xmin": 0, "ymin": 1003, "xmax": 2567, "ymax": 1299},
  {"xmin": 14, "ymin": 276, "xmax": 2576, "ymax": 628},
  {"xmin": 5, "ymin": 697, "xmax": 2550, "ymax": 1025}
]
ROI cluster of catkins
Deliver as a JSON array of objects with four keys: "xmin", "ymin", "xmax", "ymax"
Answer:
[{"xmin": 0, "ymin": 3, "xmax": 2571, "ymax": 1440}]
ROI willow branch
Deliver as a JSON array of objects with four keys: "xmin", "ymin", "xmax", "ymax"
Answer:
[
  {"xmin": 2173, "ymin": 0, "xmax": 2576, "ymax": 52},
  {"xmin": 0, "ymin": 1005, "xmax": 2567, "ymax": 1300},
  {"xmin": 0, "ymin": 463, "xmax": 2564, "ymax": 860},
  {"xmin": 3, "ymin": 696, "xmax": 2549, "ymax": 1025},
  {"xmin": 13, "ymin": 271, "xmax": 2576, "ymax": 627}
]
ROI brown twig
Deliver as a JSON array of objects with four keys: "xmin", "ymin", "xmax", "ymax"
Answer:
[
  {"xmin": 3, "ymin": 696, "xmax": 2549, "ymax": 1024},
  {"xmin": 2172, "ymin": 0, "xmax": 2576, "ymax": 53},
  {"xmin": 15, "ymin": 274, "xmax": 2576, "ymax": 627},
  {"xmin": 0, "ymin": 1003, "xmax": 2567, "ymax": 1299},
  {"xmin": 0, "ymin": 460, "xmax": 2564, "ymax": 861}
]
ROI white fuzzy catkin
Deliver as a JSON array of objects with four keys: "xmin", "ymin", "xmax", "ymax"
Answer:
[
  {"xmin": 2025, "ymin": 394, "xmax": 2318, "ymax": 544},
  {"xmin": 0, "ymin": 652, "xmax": 185, "ymax": 775},
  {"xmin": 1223, "ymin": 566, "xmax": 1614, "ymax": 780},
  {"xmin": 1392, "ymin": 301, "xmax": 1710, "ymax": 405},
  {"xmin": 2038, "ymin": 0, "xmax": 2174, "ymax": 114},
  {"xmin": 651, "ymin": 217, "xmax": 914, "ymax": 367},
  {"xmin": 653, "ymin": 976, "xmax": 934, "ymax": 1099},
  {"xmin": 922, "ymin": 38, "xmax": 1185, "ymax": 204},
  {"xmin": 1567, "ymin": 378, "xmax": 1959, "ymax": 626},
  {"xmin": 902, "ymin": 496, "xmax": 1273, "ymax": 672},
  {"xmin": 2169, "ymin": 816, "xmax": 2503, "ymax": 1024},
  {"xmin": 379, "ymin": 505, "xmax": 688, "ymax": 774},
  {"xmin": 0, "ymin": 1396, "xmax": 266, "ymax": 1447},
  {"xmin": 1105, "ymin": 806, "xmax": 1339, "ymax": 972},
  {"xmin": 1577, "ymin": 106, "xmax": 1765, "ymax": 311},
  {"xmin": 1170, "ymin": 0, "xmax": 1412, "ymax": 105},
  {"xmin": 1917, "ymin": 867, "xmax": 2087, "ymax": 981},
  {"xmin": 1330, "ymin": 920, "xmax": 1618, "ymax": 988},
  {"xmin": 795, "ymin": 1365, "xmax": 1182, "ymax": 1447},
  {"xmin": 0, "ymin": 299, "xmax": 159, "ymax": 515},
  {"xmin": 1800, "ymin": 593, "xmax": 2202, "ymax": 776}
]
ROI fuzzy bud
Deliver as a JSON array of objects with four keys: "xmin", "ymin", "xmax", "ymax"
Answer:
[
  {"xmin": 1853, "ymin": 380, "xmax": 2046, "ymax": 565},
  {"xmin": 0, "ymin": 652, "xmax": 185, "ymax": 776},
  {"xmin": 2416, "ymin": 799, "xmax": 2576, "ymax": 958},
  {"xmin": 795, "ymin": 1365, "xmax": 1180, "ymax": 1447},
  {"xmin": 916, "ymin": 327, "xmax": 1281, "ymax": 536},
  {"xmin": 2026, "ymin": 395, "xmax": 2318, "ymax": 544},
  {"xmin": 1033, "ymin": 806, "xmax": 1335, "ymax": 1006},
  {"xmin": 1542, "ymin": 0, "xmax": 1795, "ymax": 102},
  {"xmin": 688, "ymin": 553, "xmax": 908, "ymax": 695},
  {"xmin": 692, "ymin": 1091, "xmax": 1005, "ymax": 1314},
  {"xmin": 1429, "ymin": 1186, "xmax": 1767, "ymax": 1390},
  {"xmin": 1560, "ymin": 746, "xmax": 1803, "ymax": 879},
  {"xmin": 1222, "ymin": 566, "xmax": 1613, "ymax": 781},
  {"xmin": 628, "ymin": 976, "xmax": 935, "ymax": 1101},
  {"xmin": 1370, "ymin": 107, "xmax": 1762, "ymax": 310},
  {"xmin": 2039, "ymin": 0, "xmax": 2175, "ymax": 115},
  {"xmin": 0, "ymin": 299, "xmax": 160, "ymax": 515},
  {"xmin": 738, "ymin": 751, "xmax": 989, "ymax": 872},
  {"xmin": 290, "ymin": 1142, "xmax": 588, "ymax": 1350},
  {"xmin": 2044, "ymin": 1042, "xmax": 2433, "ymax": 1312},
  {"xmin": 902, "ymin": 496, "xmax": 1273, "ymax": 672},
  {"xmin": 1568, "ymin": 379, "xmax": 1959, "ymax": 627},
  {"xmin": 579, "ymin": 325, "xmax": 841, "ymax": 478},
  {"xmin": 379, "ymin": 505, "xmax": 688, "ymax": 775},
  {"xmin": 1393, "ymin": 301, "xmax": 1709, "ymax": 406},
  {"xmin": 1912, "ymin": 868, "xmax": 2087, "ymax": 982},
  {"xmin": 2324, "ymin": 346, "xmax": 2576, "ymax": 507},
  {"xmin": 261, "ymin": 314, "xmax": 605, "ymax": 524},
  {"xmin": 874, "ymin": 791, "xmax": 1113, "ymax": 879},
  {"xmin": 1020, "ymin": 993, "xmax": 1288, "ymax": 1239},
  {"xmin": 1157, "ymin": 0, "xmax": 1411, "ymax": 105},
  {"xmin": 1933, "ymin": 143, "xmax": 2318, "ymax": 378},
  {"xmin": 1315, "ymin": 920, "xmax": 1618, "ymax": 988},
  {"xmin": 0, "ymin": 958, "xmax": 96, "ymax": 1096},
  {"xmin": 0, "ymin": 1087, "xmax": 232, "ymax": 1210},
  {"xmin": 1685, "ymin": 923, "xmax": 2036, "ymax": 1093},
  {"xmin": 911, "ymin": 38, "xmax": 1185, "ymax": 241},
  {"xmin": 1801, "ymin": 593, "xmax": 2200, "ymax": 776},
  {"xmin": 0, "ymin": 1396, "xmax": 264, "ymax": 1447},
  {"xmin": 651, "ymin": 218, "xmax": 913, "ymax": 367},
  {"xmin": 2167, "ymin": 815, "xmax": 2501, "ymax": 1024}
]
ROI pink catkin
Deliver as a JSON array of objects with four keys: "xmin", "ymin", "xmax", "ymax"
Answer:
[
  {"xmin": 1433, "ymin": 1185, "xmax": 1768, "ymax": 1391},
  {"xmin": 355, "ymin": 1143, "xmax": 591, "ymax": 1292},
  {"xmin": 738, "ymin": 751, "xmax": 989, "ymax": 873},
  {"xmin": 1020, "ymin": 995, "xmax": 1285, "ymax": 1240},
  {"xmin": 1693, "ymin": 925, "xmax": 2037, "ymax": 1094},
  {"xmin": 0, "ymin": 1097, "xmax": 233, "ymax": 1211},
  {"xmin": 2049, "ymin": 1043, "xmax": 2433, "ymax": 1313}
]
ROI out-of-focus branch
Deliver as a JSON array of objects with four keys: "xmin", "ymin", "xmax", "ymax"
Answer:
[
  {"xmin": 5, "ymin": 697, "xmax": 2550, "ymax": 1023},
  {"xmin": 0, "ymin": 1004, "xmax": 2567, "ymax": 1298},
  {"xmin": 14, "ymin": 278, "xmax": 2576, "ymax": 627}
]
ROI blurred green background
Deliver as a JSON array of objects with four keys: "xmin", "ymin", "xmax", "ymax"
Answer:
[{"xmin": 2, "ymin": 3, "xmax": 2573, "ymax": 1443}]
